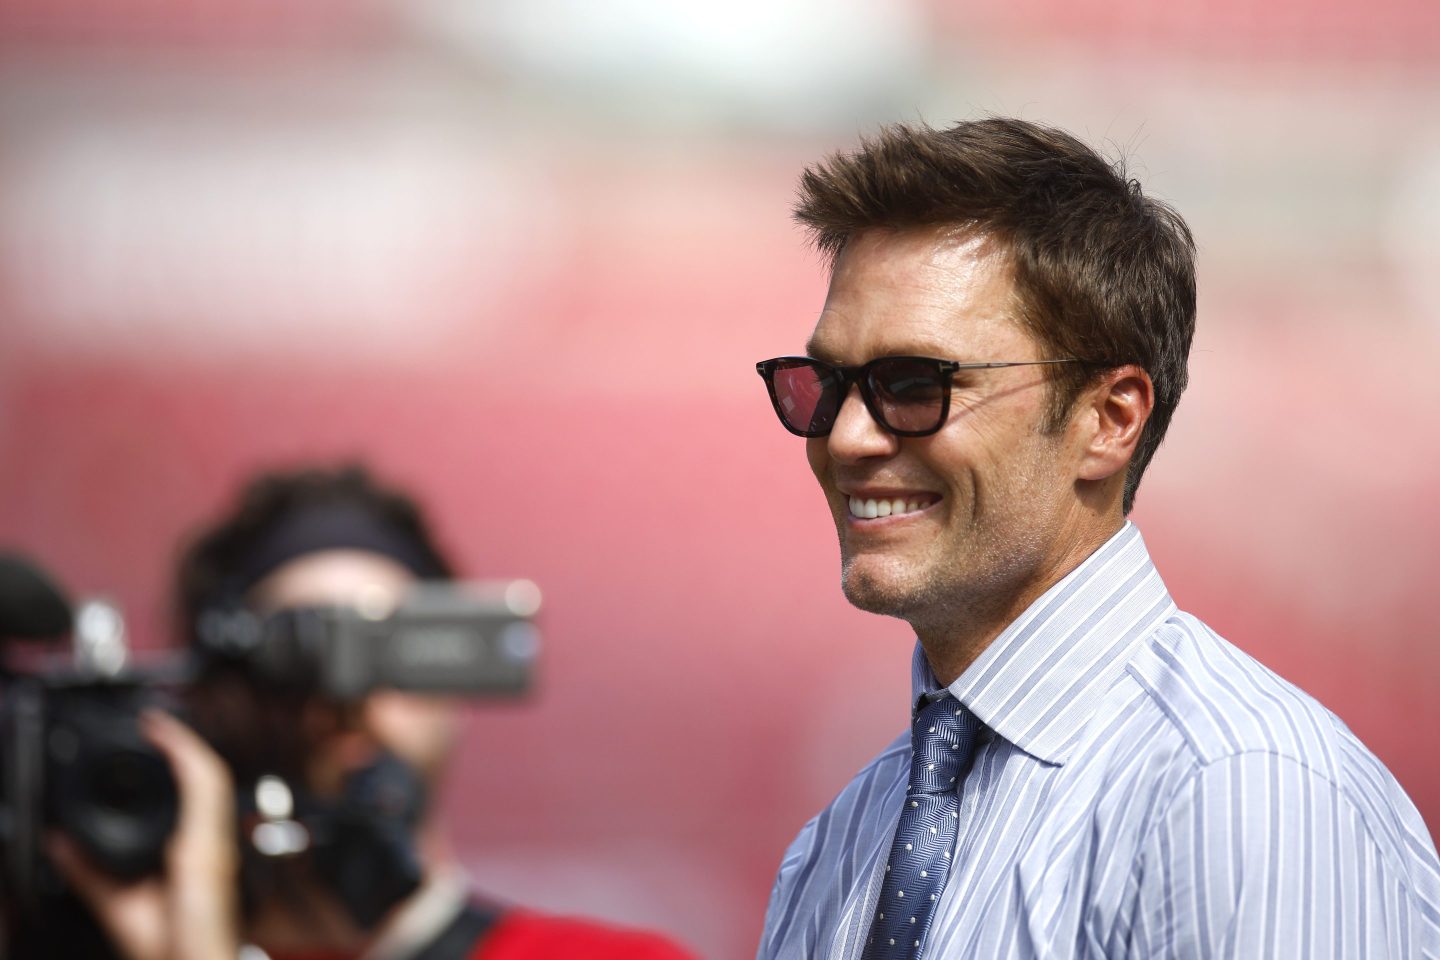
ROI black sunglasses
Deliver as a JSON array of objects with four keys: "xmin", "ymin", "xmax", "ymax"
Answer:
[{"xmin": 755, "ymin": 355, "xmax": 1087, "ymax": 438}]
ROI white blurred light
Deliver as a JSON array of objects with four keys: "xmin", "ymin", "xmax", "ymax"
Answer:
[
  {"xmin": 409, "ymin": 0, "xmax": 926, "ymax": 130},
  {"xmin": 255, "ymin": 775, "xmax": 295, "ymax": 820},
  {"xmin": 73, "ymin": 599, "xmax": 129, "ymax": 677},
  {"xmin": 502, "ymin": 578, "xmax": 542, "ymax": 617},
  {"xmin": 1386, "ymin": 133, "xmax": 1440, "ymax": 334},
  {"xmin": 0, "ymin": 106, "xmax": 549, "ymax": 361},
  {"xmin": 252, "ymin": 819, "xmax": 311, "ymax": 857}
]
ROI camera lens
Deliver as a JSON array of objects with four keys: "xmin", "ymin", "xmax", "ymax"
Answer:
[
  {"xmin": 47, "ymin": 705, "xmax": 179, "ymax": 880},
  {"xmin": 89, "ymin": 747, "xmax": 171, "ymax": 815}
]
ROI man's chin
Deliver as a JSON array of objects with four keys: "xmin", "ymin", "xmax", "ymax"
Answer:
[{"xmin": 839, "ymin": 558, "xmax": 921, "ymax": 619}]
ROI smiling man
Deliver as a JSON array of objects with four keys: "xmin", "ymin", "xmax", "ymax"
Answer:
[{"xmin": 755, "ymin": 119, "xmax": 1440, "ymax": 959}]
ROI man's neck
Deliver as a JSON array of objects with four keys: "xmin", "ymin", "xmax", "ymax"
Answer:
[{"xmin": 916, "ymin": 519, "xmax": 1125, "ymax": 686}]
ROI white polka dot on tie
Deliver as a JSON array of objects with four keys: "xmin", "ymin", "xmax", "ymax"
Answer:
[
  {"xmin": 928, "ymin": 726, "xmax": 935, "ymax": 733},
  {"xmin": 888, "ymin": 938, "xmax": 895, "ymax": 946},
  {"xmin": 886, "ymin": 865, "xmax": 891, "ymax": 872},
  {"xmin": 914, "ymin": 940, "xmax": 920, "ymax": 947},
  {"xmin": 927, "ymin": 763, "xmax": 936, "ymax": 770},
  {"xmin": 944, "ymin": 850, "xmax": 951, "ymax": 858},
  {"xmin": 879, "ymin": 913, "xmax": 885, "ymax": 920},
  {"xmin": 930, "ymin": 827, "xmax": 937, "ymax": 834},
  {"xmin": 897, "ymin": 890, "xmax": 905, "ymax": 898},
  {"xmin": 930, "ymin": 894, "xmax": 937, "ymax": 901},
  {"xmin": 952, "ymin": 811, "xmax": 958, "ymax": 818},
  {"xmin": 950, "ymin": 776, "xmax": 957, "ymax": 783},
  {"xmin": 910, "ymin": 800, "xmax": 918, "ymax": 807},
  {"xmin": 950, "ymin": 743, "xmax": 958, "ymax": 750},
  {"xmin": 954, "ymin": 710, "xmax": 962, "ymax": 716},
  {"xmin": 905, "ymin": 842, "xmax": 913, "ymax": 850},
  {"xmin": 920, "ymin": 870, "xmax": 928, "ymax": 878},
  {"xmin": 909, "ymin": 916, "xmax": 916, "ymax": 924}
]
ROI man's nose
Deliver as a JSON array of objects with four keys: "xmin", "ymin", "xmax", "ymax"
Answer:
[{"xmin": 826, "ymin": 384, "xmax": 900, "ymax": 463}]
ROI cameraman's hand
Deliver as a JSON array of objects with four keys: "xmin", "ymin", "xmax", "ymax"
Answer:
[{"xmin": 49, "ymin": 710, "xmax": 241, "ymax": 960}]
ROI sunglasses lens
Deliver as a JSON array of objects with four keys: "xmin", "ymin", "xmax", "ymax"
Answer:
[
  {"xmin": 869, "ymin": 358, "xmax": 948, "ymax": 433},
  {"xmin": 770, "ymin": 360, "xmax": 841, "ymax": 436}
]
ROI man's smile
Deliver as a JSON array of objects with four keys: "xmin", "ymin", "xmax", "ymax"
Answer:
[{"xmin": 844, "ymin": 491, "xmax": 942, "ymax": 521}]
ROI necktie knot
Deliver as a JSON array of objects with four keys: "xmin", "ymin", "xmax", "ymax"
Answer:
[{"xmin": 908, "ymin": 695, "xmax": 978, "ymax": 795}]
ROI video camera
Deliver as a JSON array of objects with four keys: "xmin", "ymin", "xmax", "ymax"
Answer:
[
  {"xmin": 193, "ymin": 578, "xmax": 540, "ymax": 700},
  {"xmin": 0, "ymin": 551, "xmax": 540, "ymax": 955}
]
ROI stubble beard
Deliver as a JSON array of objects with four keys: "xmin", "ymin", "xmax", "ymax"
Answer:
[
  {"xmin": 838, "ymin": 548, "xmax": 945, "ymax": 622},
  {"xmin": 833, "ymin": 504, "xmax": 1055, "ymax": 648}
]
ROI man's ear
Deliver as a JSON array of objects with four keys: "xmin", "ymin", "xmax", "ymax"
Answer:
[{"xmin": 1076, "ymin": 365, "xmax": 1153, "ymax": 483}]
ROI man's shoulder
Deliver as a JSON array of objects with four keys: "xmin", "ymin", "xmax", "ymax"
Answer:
[
  {"xmin": 770, "ymin": 730, "xmax": 909, "ymax": 881},
  {"xmin": 760, "ymin": 731, "xmax": 912, "ymax": 955},
  {"xmin": 476, "ymin": 911, "xmax": 696, "ymax": 960},
  {"xmin": 1125, "ymin": 610, "xmax": 1383, "ymax": 792},
  {"xmin": 841, "ymin": 730, "xmax": 912, "ymax": 795},
  {"xmin": 797, "ymin": 730, "xmax": 910, "ymax": 832}
]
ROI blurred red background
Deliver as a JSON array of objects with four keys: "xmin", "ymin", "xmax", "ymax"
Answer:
[{"xmin": 2, "ymin": 2, "xmax": 1439, "ymax": 957}]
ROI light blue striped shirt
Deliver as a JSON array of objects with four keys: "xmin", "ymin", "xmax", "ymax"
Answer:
[{"xmin": 759, "ymin": 523, "xmax": 1440, "ymax": 959}]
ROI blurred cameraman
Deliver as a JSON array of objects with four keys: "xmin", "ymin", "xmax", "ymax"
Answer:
[{"xmin": 54, "ymin": 465, "xmax": 693, "ymax": 960}]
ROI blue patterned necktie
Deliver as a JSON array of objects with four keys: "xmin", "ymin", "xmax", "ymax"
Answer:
[{"xmin": 860, "ymin": 693, "xmax": 980, "ymax": 960}]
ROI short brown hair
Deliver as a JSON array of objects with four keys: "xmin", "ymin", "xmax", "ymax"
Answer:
[
  {"xmin": 794, "ymin": 118, "xmax": 1196, "ymax": 513},
  {"xmin": 175, "ymin": 463, "xmax": 454, "ymax": 647}
]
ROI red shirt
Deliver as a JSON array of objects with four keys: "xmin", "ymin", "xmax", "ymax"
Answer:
[
  {"xmin": 270, "ymin": 911, "xmax": 697, "ymax": 960},
  {"xmin": 474, "ymin": 912, "xmax": 697, "ymax": 960}
]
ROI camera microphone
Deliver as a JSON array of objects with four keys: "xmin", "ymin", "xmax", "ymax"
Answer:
[{"xmin": 0, "ymin": 553, "xmax": 73, "ymax": 640}]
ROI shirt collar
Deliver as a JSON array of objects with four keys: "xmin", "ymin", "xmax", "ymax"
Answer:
[{"xmin": 909, "ymin": 522, "xmax": 1176, "ymax": 767}]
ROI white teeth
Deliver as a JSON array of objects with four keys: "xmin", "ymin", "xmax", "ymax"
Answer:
[{"xmin": 849, "ymin": 496, "xmax": 931, "ymax": 519}]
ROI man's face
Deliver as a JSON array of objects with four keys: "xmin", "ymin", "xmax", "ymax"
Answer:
[
  {"xmin": 247, "ymin": 549, "xmax": 461, "ymax": 795},
  {"xmin": 805, "ymin": 227, "xmax": 1091, "ymax": 637}
]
